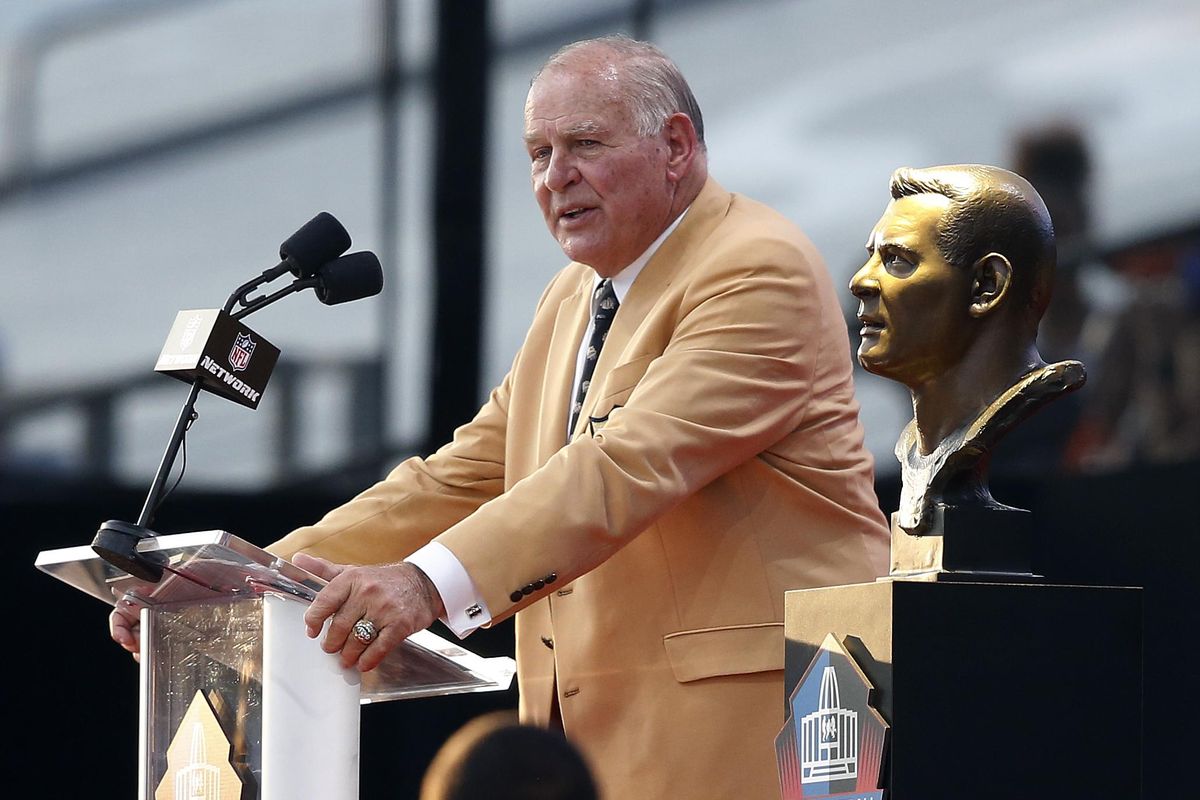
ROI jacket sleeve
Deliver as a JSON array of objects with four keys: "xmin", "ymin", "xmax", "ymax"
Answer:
[{"xmin": 265, "ymin": 370, "xmax": 512, "ymax": 565}]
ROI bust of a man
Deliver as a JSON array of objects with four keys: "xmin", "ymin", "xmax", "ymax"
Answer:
[{"xmin": 850, "ymin": 164, "xmax": 1085, "ymax": 538}]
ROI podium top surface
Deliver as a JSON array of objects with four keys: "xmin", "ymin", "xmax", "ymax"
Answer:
[
  {"xmin": 36, "ymin": 530, "xmax": 516, "ymax": 702},
  {"xmin": 36, "ymin": 529, "xmax": 322, "ymax": 608}
]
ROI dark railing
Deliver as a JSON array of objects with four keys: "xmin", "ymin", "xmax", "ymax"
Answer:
[{"xmin": 0, "ymin": 354, "xmax": 400, "ymax": 491}]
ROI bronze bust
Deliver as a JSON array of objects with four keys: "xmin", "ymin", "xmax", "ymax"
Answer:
[{"xmin": 850, "ymin": 164, "xmax": 1085, "ymax": 572}]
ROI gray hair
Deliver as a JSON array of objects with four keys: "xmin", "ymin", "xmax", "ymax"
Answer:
[{"xmin": 535, "ymin": 35, "xmax": 705, "ymax": 146}]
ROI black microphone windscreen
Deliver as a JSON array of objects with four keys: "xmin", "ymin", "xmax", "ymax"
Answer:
[
  {"xmin": 315, "ymin": 251, "xmax": 384, "ymax": 306},
  {"xmin": 280, "ymin": 212, "xmax": 352, "ymax": 277}
]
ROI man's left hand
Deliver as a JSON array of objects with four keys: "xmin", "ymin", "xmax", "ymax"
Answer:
[{"xmin": 294, "ymin": 553, "xmax": 445, "ymax": 672}]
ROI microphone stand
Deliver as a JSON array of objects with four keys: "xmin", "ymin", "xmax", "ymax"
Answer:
[{"xmin": 91, "ymin": 270, "xmax": 317, "ymax": 581}]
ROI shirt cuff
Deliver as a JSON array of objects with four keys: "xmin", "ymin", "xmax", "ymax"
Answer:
[{"xmin": 405, "ymin": 541, "xmax": 491, "ymax": 638}]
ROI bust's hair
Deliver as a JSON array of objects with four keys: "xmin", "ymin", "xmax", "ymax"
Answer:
[
  {"xmin": 534, "ymin": 34, "xmax": 705, "ymax": 147},
  {"xmin": 890, "ymin": 164, "xmax": 1056, "ymax": 325}
]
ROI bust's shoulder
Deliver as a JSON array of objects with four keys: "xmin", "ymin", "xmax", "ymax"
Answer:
[{"xmin": 966, "ymin": 360, "xmax": 1087, "ymax": 444}]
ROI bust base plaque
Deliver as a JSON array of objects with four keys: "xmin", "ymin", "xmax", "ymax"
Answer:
[{"xmin": 889, "ymin": 505, "xmax": 1035, "ymax": 579}]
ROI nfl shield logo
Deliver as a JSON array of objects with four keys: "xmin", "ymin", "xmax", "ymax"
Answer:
[{"xmin": 229, "ymin": 332, "xmax": 256, "ymax": 372}]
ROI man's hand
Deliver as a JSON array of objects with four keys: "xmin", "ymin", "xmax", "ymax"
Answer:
[
  {"xmin": 294, "ymin": 553, "xmax": 446, "ymax": 672},
  {"xmin": 109, "ymin": 598, "xmax": 142, "ymax": 662}
]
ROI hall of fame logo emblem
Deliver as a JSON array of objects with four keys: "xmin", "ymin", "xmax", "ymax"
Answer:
[
  {"xmin": 156, "ymin": 690, "xmax": 242, "ymax": 800},
  {"xmin": 776, "ymin": 633, "xmax": 888, "ymax": 800},
  {"xmin": 228, "ymin": 332, "xmax": 256, "ymax": 372}
]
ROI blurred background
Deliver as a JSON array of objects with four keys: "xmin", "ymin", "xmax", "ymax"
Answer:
[{"xmin": 5, "ymin": 0, "xmax": 1197, "ymax": 797}]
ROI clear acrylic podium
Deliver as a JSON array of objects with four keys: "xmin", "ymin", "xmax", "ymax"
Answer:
[{"xmin": 36, "ymin": 530, "xmax": 515, "ymax": 800}]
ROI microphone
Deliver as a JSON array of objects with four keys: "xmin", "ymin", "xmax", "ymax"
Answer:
[
  {"xmin": 277, "ymin": 211, "xmax": 352, "ymax": 278},
  {"xmin": 314, "ymin": 251, "xmax": 384, "ymax": 306},
  {"xmin": 249, "ymin": 212, "xmax": 352, "ymax": 287}
]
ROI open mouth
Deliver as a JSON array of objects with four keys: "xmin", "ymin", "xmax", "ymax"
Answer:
[
  {"xmin": 559, "ymin": 207, "xmax": 593, "ymax": 222},
  {"xmin": 857, "ymin": 318, "xmax": 884, "ymax": 336}
]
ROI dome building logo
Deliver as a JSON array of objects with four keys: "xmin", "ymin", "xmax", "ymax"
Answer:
[{"xmin": 777, "ymin": 634, "xmax": 888, "ymax": 800}]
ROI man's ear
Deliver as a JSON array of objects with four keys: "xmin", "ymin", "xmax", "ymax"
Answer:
[
  {"xmin": 662, "ymin": 112, "xmax": 700, "ymax": 183},
  {"xmin": 968, "ymin": 253, "xmax": 1013, "ymax": 318}
]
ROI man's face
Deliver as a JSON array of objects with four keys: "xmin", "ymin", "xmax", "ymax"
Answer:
[
  {"xmin": 849, "ymin": 193, "xmax": 976, "ymax": 388},
  {"xmin": 524, "ymin": 63, "xmax": 676, "ymax": 277}
]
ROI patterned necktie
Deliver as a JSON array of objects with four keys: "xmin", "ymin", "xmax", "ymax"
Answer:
[{"xmin": 569, "ymin": 279, "xmax": 619, "ymax": 436}]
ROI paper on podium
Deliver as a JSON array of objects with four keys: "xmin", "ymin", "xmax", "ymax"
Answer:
[{"xmin": 36, "ymin": 529, "xmax": 515, "ymax": 702}]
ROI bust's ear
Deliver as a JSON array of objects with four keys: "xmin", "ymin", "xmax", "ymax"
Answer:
[{"xmin": 969, "ymin": 253, "xmax": 1013, "ymax": 318}]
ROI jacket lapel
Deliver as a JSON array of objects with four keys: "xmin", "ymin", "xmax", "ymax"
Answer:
[
  {"xmin": 572, "ymin": 178, "xmax": 733, "ymax": 436},
  {"xmin": 541, "ymin": 275, "xmax": 592, "ymax": 456}
]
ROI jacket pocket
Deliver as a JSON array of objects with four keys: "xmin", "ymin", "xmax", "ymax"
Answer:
[
  {"xmin": 662, "ymin": 622, "xmax": 784, "ymax": 683},
  {"xmin": 596, "ymin": 354, "xmax": 654, "ymax": 406}
]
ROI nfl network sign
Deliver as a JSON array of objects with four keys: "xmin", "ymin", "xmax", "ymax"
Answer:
[{"xmin": 154, "ymin": 309, "xmax": 279, "ymax": 409}]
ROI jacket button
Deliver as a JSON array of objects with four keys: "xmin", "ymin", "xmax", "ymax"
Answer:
[
  {"xmin": 540, "ymin": 636, "xmax": 554, "ymax": 650},
  {"xmin": 509, "ymin": 591, "xmax": 523, "ymax": 603}
]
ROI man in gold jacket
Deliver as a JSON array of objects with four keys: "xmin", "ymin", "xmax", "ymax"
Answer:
[{"xmin": 116, "ymin": 35, "xmax": 889, "ymax": 799}]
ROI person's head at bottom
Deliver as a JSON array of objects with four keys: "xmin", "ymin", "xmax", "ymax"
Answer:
[{"xmin": 420, "ymin": 711, "xmax": 599, "ymax": 800}]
